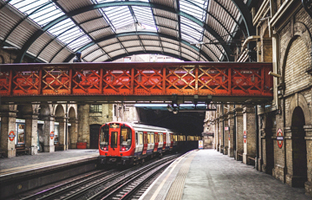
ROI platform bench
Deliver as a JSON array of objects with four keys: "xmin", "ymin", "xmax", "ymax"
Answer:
[{"xmin": 247, "ymin": 156, "xmax": 256, "ymax": 166}]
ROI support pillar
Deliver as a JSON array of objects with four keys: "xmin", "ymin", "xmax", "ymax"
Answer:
[
  {"xmin": 43, "ymin": 116, "xmax": 55, "ymax": 152},
  {"xmin": 304, "ymin": 125, "xmax": 312, "ymax": 197},
  {"xmin": 222, "ymin": 114, "xmax": 228, "ymax": 155},
  {"xmin": 243, "ymin": 106, "xmax": 256, "ymax": 164},
  {"xmin": 227, "ymin": 109, "xmax": 235, "ymax": 157},
  {"xmin": 218, "ymin": 117, "xmax": 224, "ymax": 153},
  {"xmin": 0, "ymin": 105, "xmax": 17, "ymax": 158},
  {"xmin": 235, "ymin": 107, "xmax": 243, "ymax": 161},
  {"xmin": 215, "ymin": 119, "xmax": 219, "ymax": 151},
  {"xmin": 24, "ymin": 113, "xmax": 39, "ymax": 155},
  {"xmin": 69, "ymin": 119, "xmax": 78, "ymax": 149},
  {"xmin": 56, "ymin": 117, "xmax": 67, "ymax": 151}
]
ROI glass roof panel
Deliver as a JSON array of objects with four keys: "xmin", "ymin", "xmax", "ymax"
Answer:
[
  {"xmin": 179, "ymin": 0, "xmax": 207, "ymax": 43},
  {"xmin": 68, "ymin": 35, "xmax": 92, "ymax": 50}
]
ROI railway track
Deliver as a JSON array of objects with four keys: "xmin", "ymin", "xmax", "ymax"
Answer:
[{"xmin": 13, "ymin": 154, "xmax": 178, "ymax": 200}]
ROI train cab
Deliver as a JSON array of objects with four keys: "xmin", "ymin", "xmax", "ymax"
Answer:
[{"xmin": 99, "ymin": 122, "xmax": 134, "ymax": 164}]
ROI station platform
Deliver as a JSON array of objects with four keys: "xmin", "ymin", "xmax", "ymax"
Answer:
[
  {"xmin": 140, "ymin": 149, "xmax": 310, "ymax": 200},
  {"xmin": 0, "ymin": 149, "xmax": 99, "ymax": 178}
]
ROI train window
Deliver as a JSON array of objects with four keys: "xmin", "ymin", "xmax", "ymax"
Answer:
[
  {"xmin": 170, "ymin": 134, "xmax": 173, "ymax": 142},
  {"xmin": 111, "ymin": 131, "xmax": 118, "ymax": 148},
  {"xmin": 159, "ymin": 134, "xmax": 163, "ymax": 142},
  {"xmin": 100, "ymin": 126, "xmax": 109, "ymax": 145},
  {"xmin": 120, "ymin": 127, "xmax": 131, "ymax": 146},
  {"xmin": 147, "ymin": 134, "xmax": 150, "ymax": 144},
  {"xmin": 150, "ymin": 133, "xmax": 154, "ymax": 143}
]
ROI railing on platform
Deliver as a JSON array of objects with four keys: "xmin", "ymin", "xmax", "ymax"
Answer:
[{"xmin": 0, "ymin": 62, "xmax": 273, "ymax": 103}]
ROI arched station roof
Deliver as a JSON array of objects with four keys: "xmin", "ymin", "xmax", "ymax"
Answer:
[{"xmin": 0, "ymin": 0, "xmax": 255, "ymax": 63}]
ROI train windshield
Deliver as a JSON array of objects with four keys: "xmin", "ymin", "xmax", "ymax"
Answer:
[
  {"xmin": 111, "ymin": 131, "xmax": 118, "ymax": 148},
  {"xmin": 120, "ymin": 127, "xmax": 131, "ymax": 146},
  {"xmin": 100, "ymin": 126, "xmax": 109, "ymax": 145}
]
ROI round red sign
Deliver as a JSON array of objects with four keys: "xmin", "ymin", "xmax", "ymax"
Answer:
[
  {"xmin": 243, "ymin": 130, "xmax": 247, "ymax": 143},
  {"xmin": 50, "ymin": 131, "xmax": 54, "ymax": 140},
  {"xmin": 277, "ymin": 128, "xmax": 283, "ymax": 148},
  {"xmin": 8, "ymin": 131, "xmax": 15, "ymax": 141}
]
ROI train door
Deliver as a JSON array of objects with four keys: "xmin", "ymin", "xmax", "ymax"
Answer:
[
  {"xmin": 170, "ymin": 133, "xmax": 173, "ymax": 149},
  {"xmin": 109, "ymin": 124, "xmax": 119, "ymax": 156},
  {"xmin": 142, "ymin": 132, "xmax": 148, "ymax": 155},
  {"xmin": 90, "ymin": 124, "xmax": 101, "ymax": 149},
  {"xmin": 154, "ymin": 132, "xmax": 158, "ymax": 152},
  {"xmin": 162, "ymin": 133, "xmax": 166, "ymax": 150}
]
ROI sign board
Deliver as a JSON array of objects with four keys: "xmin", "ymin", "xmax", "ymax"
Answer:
[
  {"xmin": 8, "ymin": 131, "xmax": 15, "ymax": 141},
  {"xmin": 198, "ymin": 140, "xmax": 203, "ymax": 149},
  {"xmin": 225, "ymin": 126, "xmax": 229, "ymax": 131},
  {"xmin": 276, "ymin": 128, "xmax": 283, "ymax": 148},
  {"xmin": 243, "ymin": 130, "xmax": 247, "ymax": 143},
  {"xmin": 50, "ymin": 131, "xmax": 55, "ymax": 140}
]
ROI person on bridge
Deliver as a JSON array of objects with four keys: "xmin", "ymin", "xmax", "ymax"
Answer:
[{"xmin": 73, "ymin": 52, "xmax": 82, "ymax": 62}]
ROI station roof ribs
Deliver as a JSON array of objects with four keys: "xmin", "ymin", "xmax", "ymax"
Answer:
[{"xmin": 0, "ymin": 0, "xmax": 255, "ymax": 63}]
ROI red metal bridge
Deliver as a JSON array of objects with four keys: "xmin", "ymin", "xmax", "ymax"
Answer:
[{"xmin": 0, "ymin": 62, "xmax": 272, "ymax": 104}]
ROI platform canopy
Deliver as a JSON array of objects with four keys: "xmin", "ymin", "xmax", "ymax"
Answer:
[{"xmin": 0, "ymin": 0, "xmax": 256, "ymax": 63}]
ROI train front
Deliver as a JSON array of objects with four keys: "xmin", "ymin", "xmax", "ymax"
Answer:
[{"xmin": 98, "ymin": 122, "xmax": 135, "ymax": 165}]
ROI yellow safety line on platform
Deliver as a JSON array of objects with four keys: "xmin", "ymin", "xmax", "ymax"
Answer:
[
  {"xmin": 0, "ymin": 154, "xmax": 98, "ymax": 176},
  {"xmin": 165, "ymin": 151, "xmax": 197, "ymax": 200},
  {"xmin": 146, "ymin": 150, "xmax": 197, "ymax": 200}
]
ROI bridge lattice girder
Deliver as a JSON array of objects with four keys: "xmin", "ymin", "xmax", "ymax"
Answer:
[{"xmin": 0, "ymin": 62, "xmax": 272, "ymax": 104}]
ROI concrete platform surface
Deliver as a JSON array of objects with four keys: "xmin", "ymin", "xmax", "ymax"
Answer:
[
  {"xmin": 0, "ymin": 149, "xmax": 99, "ymax": 177},
  {"xmin": 141, "ymin": 149, "xmax": 310, "ymax": 200}
]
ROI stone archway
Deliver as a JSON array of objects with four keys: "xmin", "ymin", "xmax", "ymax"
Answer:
[
  {"xmin": 39, "ymin": 104, "xmax": 55, "ymax": 152},
  {"xmin": 68, "ymin": 106, "xmax": 78, "ymax": 149},
  {"xmin": 55, "ymin": 104, "xmax": 66, "ymax": 151},
  {"xmin": 287, "ymin": 106, "xmax": 307, "ymax": 187}
]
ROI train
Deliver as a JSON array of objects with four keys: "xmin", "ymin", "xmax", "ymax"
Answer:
[{"xmin": 97, "ymin": 121, "xmax": 201, "ymax": 165}]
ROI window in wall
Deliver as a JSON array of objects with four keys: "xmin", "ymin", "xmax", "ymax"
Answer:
[{"xmin": 90, "ymin": 104, "xmax": 102, "ymax": 113}]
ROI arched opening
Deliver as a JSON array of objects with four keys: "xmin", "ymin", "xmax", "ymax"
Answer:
[
  {"xmin": 291, "ymin": 106, "xmax": 307, "ymax": 187},
  {"xmin": 55, "ymin": 105, "xmax": 65, "ymax": 151},
  {"xmin": 68, "ymin": 107, "xmax": 77, "ymax": 149},
  {"xmin": 90, "ymin": 124, "xmax": 101, "ymax": 149}
]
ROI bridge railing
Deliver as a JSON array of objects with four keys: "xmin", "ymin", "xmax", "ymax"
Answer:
[{"xmin": 0, "ymin": 62, "xmax": 273, "ymax": 97}]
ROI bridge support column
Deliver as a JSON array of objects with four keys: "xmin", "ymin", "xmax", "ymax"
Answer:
[
  {"xmin": 24, "ymin": 112, "xmax": 39, "ymax": 155},
  {"xmin": 243, "ymin": 106, "xmax": 256, "ymax": 164},
  {"xmin": 214, "ymin": 119, "xmax": 218, "ymax": 150},
  {"xmin": 235, "ymin": 107, "xmax": 243, "ymax": 161},
  {"xmin": 43, "ymin": 116, "xmax": 55, "ymax": 153},
  {"xmin": 69, "ymin": 119, "xmax": 78, "ymax": 149},
  {"xmin": 0, "ymin": 105, "xmax": 17, "ymax": 158},
  {"xmin": 56, "ymin": 117, "xmax": 68, "ymax": 151},
  {"xmin": 222, "ymin": 114, "xmax": 228, "ymax": 155},
  {"xmin": 218, "ymin": 117, "xmax": 224, "ymax": 153},
  {"xmin": 227, "ymin": 107, "xmax": 235, "ymax": 157}
]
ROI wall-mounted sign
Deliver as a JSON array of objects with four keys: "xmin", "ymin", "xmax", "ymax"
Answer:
[
  {"xmin": 198, "ymin": 140, "xmax": 203, "ymax": 149},
  {"xmin": 225, "ymin": 126, "xmax": 229, "ymax": 131},
  {"xmin": 50, "ymin": 131, "xmax": 55, "ymax": 140},
  {"xmin": 277, "ymin": 128, "xmax": 283, "ymax": 148},
  {"xmin": 8, "ymin": 131, "xmax": 15, "ymax": 141},
  {"xmin": 243, "ymin": 130, "xmax": 247, "ymax": 143}
]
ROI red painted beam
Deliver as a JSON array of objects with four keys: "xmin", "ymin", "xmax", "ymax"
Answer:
[{"xmin": 0, "ymin": 62, "xmax": 273, "ymax": 99}]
